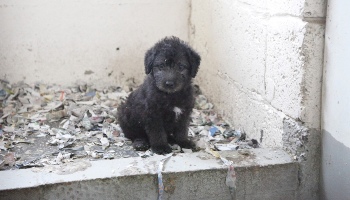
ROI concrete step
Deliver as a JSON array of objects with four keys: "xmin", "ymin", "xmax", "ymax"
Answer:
[{"xmin": 0, "ymin": 148, "xmax": 298, "ymax": 200}]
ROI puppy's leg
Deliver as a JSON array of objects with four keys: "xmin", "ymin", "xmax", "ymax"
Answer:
[
  {"xmin": 173, "ymin": 116, "xmax": 196, "ymax": 149},
  {"xmin": 132, "ymin": 138, "xmax": 150, "ymax": 151},
  {"xmin": 118, "ymin": 119, "xmax": 150, "ymax": 151},
  {"xmin": 174, "ymin": 131, "xmax": 195, "ymax": 149},
  {"xmin": 145, "ymin": 120, "xmax": 172, "ymax": 155}
]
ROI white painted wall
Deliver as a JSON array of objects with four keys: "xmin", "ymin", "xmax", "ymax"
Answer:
[
  {"xmin": 0, "ymin": 0, "xmax": 190, "ymax": 87},
  {"xmin": 190, "ymin": 0, "xmax": 325, "ymax": 147},
  {"xmin": 321, "ymin": 0, "xmax": 350, "ymax": 199},
  {"xmin": 322, "ymin": 2, "xmax": 350, "ymax": 148},
  {"xmin": 190, "ymin": 1, "xmax": 325, "ymax": 199}
]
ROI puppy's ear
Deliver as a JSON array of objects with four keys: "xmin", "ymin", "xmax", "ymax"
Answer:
[
  {"xmin": 187, "ymin": 48, "xmax": 201, "ymax": 78},
  {"xmin": 144, "ymin": 48, "xmax": 157, "ymax": 74}
]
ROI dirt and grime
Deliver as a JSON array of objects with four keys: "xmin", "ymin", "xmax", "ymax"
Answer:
[{"xmin": 0, "ymin": 79, "xmax": 259, "ymax": 171}]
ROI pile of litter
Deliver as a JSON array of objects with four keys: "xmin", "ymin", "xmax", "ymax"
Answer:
[{"xmin": 0, "ymin": 80, "xmax": 258, "ymax": 171}]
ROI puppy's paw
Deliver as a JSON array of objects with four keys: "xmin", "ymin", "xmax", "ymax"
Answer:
[
  {"xmin": 133, "ymin": 138, "xmax": 150, "ymax": 151},
  {"xmin": 151, "ymin": 144, "xmax": 172, "ymax": 155},
  {"xmin": 177, "ymin": 139, "xmax": 196, "ymax": 149}
]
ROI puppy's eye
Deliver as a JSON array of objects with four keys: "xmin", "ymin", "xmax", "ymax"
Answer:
[
  {"xmin": 158, "ymin": 64, "xmax": 165, "ymax": 69},
  {"xmin": 177, "ymin": 64, "xmax": 187, "ymax": 70}
]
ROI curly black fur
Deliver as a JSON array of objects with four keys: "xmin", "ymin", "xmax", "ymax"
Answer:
[{"xmin": 117, "ymin": 36, "xmax": 201, "ymax": 154}]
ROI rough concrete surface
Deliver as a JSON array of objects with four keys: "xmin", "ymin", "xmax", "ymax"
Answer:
[
  {"xmin": 190, "ymin": 0, "xmax": 325, "ymax": 144},
  {"xmin": 0, "ymin": 0, "xmax": 190, "ymax": 87},
  {"xmin": 0, "ymin": 148, "xmax": 297, "ymax": 200},
  {"xmin": 299, "ymin": 23, "xmax": 325, "ymax": 129},
  {"xmin": 283, "ymin": 118, "xmax": 321, "ymax": 199},
  {"xmin": 190, "ymin": 1, "xmax": 325, "ymax": 199}
]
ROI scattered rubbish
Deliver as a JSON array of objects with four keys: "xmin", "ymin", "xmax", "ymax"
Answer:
[
  {"xmin": 248, "ymin": 139, "xmax": 259, "ymax": 148},
  {"xmin": 181, "ymin": 148, "xmax": 193, "ymax": 153},
  {"xmin": 0, "ymin": 81, "xmax": 259, "ymax": 171},
  {"xmin": 214, "ymin": 143, "xmax": 239, "ymax": 151},
  {"xmin": 170, "ymin": 144, "xmax": 181, "ymax": 153},
  {"xmin": 226, "ymin": 165, "xmax": 237, "ymax": 199},
  {"xmin": 4, "ymin": 152, "xmax": 16, "ymax": 167},
  {"xmin": 139, "ymin": 150, "xmax": 154, "ymax": 158},
  {"xmin": 209, "ymin": 126, "xmax": 220, "ymax": 136},
  {"xmin": 3, "ymin": 126, "xmax": 15, "ymax": 133},
  {"xmin": 195, "ymin": 95, "xmax": 213, "ymax": 110},
  {"xmin": 206, "ymin": 147, "xmax": 237, "ymax": 199},
  {"xmin": 0, "ymin": 160, "xmax": 5, "ymax": 169},
  {"xmin": 157, "ymin": 153, "xmax": 173, "ymax": 200},
  {"xmin": 100, "ymin": 137, "xmax": 109, "ymax": 150},
  {"xmin": 16, "ymin": 159, "xmax": 44, "ymax": 169},
  {"xmin": 223, "ymin": 129, "xmax": 242, "ymax": 143},
  {"xmin": 238, "ymin": 149, "xmax": 251, "ymax": 156}
]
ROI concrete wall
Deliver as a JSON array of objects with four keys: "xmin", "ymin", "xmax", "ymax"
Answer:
[
  {"xmin": 0, "ymin": 0, "xmax": 190, "ymax": 87},
  {"xmin": 321, "ymin": 0, "xmax": 350, "ymax": 199},
  {"xmin": 0, "ymin": 0, "xmax": 329, "ymax": 199},
  {"xmin": 190, "ymin": 0, "xmax": 325, "ymax": 199}
]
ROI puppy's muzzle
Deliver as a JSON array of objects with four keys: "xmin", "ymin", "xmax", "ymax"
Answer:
[
  {"xmin": 161, "ymin": 78, "xmax": 180, "ymax": 93},
  {"xmin": 154, "ymin": 67, "xmax": 184, "ymax": 93},
  {"xmin": 165, "ymin": 81, "xmax": 175, "ymax": 88}
]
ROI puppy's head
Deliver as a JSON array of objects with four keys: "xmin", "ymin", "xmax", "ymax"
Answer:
[{"xmin": 144, "ymin": 36, "xmax": 201, "ymax": 93}]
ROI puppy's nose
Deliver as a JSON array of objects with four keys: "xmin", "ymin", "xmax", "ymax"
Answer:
[{"xmin": 165, "ymin": 81, "xmax": 174, "ymax": 88}]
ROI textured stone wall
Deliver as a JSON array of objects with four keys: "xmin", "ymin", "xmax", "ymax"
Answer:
[{"xmin": 190, "ymin": 0, "xmax": 325, "ymax": 199}]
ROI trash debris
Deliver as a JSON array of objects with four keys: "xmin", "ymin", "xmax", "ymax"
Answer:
[
  {"xmin": 100, "ymin": 137, "xmax": 109, "ymax": 150},
  {"xmin": 214, "ymin": 143, "xmax": 239, "ymax": 151},
  {"xmin": 138, "ymin": 150, "xmax": 154, "ymax": 158},
  {"xmin": 248, "ymin": 139, "xmax": 259, "ymax": 148},
  {"xmin": 181, "ymin": 148, "xmax": 193, "ymax": 153},
  {"xmin": 226, "ymin": 165, "xmax": 237, "ymax": 199},
  {"xmin": 195, "ymin": 95, "xmax": 214, "ymax": 110},
  {"xmin": 206, "ymin": 147, "xmax": 237, "ymax": 199},
  {"xmin": 209, "ymin": 126, "xmax": 220, "ymax": 136},
  {"xmin": 15, "ymin": 157, "xmax": 44, "ymax": 169},
  {"xmin": 4, "ymin": 152, "xmax": 16, "ymax": 167},
  {"xmin": 0, "ymin": 81, "xmax": 259, "ymax": 171},
  {"xmin": 157, "ymin": 153, "xmax": 173, "ymax": 200}
]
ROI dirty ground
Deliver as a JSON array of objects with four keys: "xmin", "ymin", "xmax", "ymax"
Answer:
[{"xmin": 0, "ymin": 79, "xmax": 258, "ymax": 171}]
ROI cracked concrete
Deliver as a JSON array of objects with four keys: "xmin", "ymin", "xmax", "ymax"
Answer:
[
  {"xmin": 0, "ymin": 148, "xmax": 297, "ymax": 200},
  {"xmin": 283, "ymin": 118, "xmax": 321, "ymax": 199}
]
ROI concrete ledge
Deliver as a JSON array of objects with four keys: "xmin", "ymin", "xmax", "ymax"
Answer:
[{"xmin": 0, "ymin": 148, "xmax": 298, "ymax": 200}]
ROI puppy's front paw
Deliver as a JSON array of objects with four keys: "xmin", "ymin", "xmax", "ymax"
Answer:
[
  {"xmin": 151, "ymin": 144, "xmax": 172, "ymax": 155},
  {"xmin": 177, "ymin": 139, "xmax": 196, "ymax": 149},
  {"xmin": 133, "ymin": 139, "xmax": 150, "ymax": 151}
]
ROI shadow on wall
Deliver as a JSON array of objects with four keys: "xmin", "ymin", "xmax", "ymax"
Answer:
[{"xmin": 320, "ymin": 130, "xmax": 350, "ymax": 200}]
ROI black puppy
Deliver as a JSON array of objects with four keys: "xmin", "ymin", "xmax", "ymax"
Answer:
[{"xmin": 117, "ymin": 36, "xmax": 201, "ymax": 154}]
